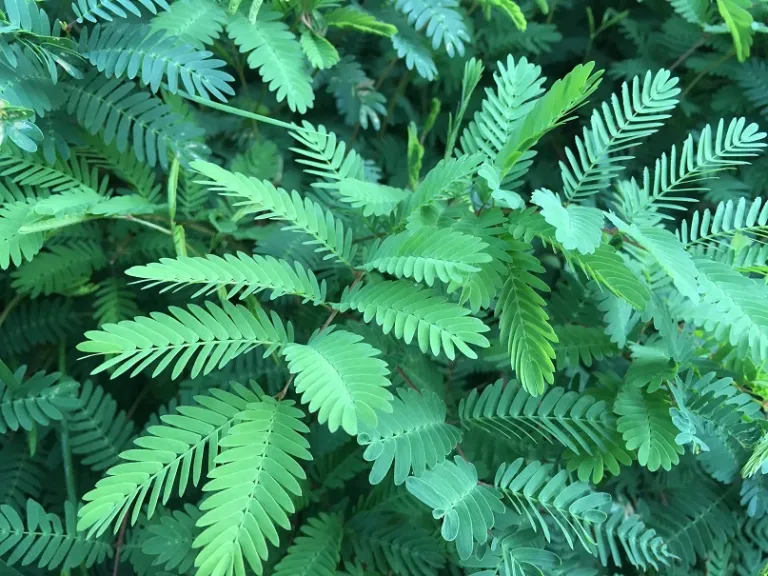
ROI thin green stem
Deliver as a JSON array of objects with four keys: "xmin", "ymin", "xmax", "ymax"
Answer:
[
  {"xmin": 179, "ymin": 91, "xmax": 309, "ymax": 133},
  {"xmin": 121, "ymin": 215, "xmax": 173, "ymax": 235},
  {"xmin": 60, "ymin": 420, "xmax": 78, "ymax": 506},
  {"xmin": 58, "ymin": 340, "xmax": 85, "ymax": 576}
]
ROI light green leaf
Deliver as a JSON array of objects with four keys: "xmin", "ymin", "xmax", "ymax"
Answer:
[{"xmin": 531, "ymin": 188, "xmax": 603, "ymax": 254}]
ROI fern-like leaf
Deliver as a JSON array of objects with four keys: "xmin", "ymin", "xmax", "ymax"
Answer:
[
  {"xmin": 616, "ymin": 118, "xmax": 766, "ymax": 226},
  {"xmin": 325, "ymin": 6, "xmax": 397, "ymax": 37},
  {"xmin": 459, "ymin": 379, "xmax": 631, "ymax": 481},
  {"xmin": 150, "ymin": 0, "xmax": 227, "ymax": 49},
  {"xmin": 192, "ymin": 160, "xmax": 356, "ymax": 266},
  {"xmin": 510, "ymin": 207, "xmax": 649, "ymax": 309},
  {"xmin": 494, "ymin": 459, "xmax": 611, "ymax": 551},
  {"xmin": 193, "ymin": 395, "xmax": 311, "ymax": 576},
  {"xmin": 283, "ymin": 329, "xmax": 393, "ymax": 435},
  {"xmin": 531, "ymin": 188, "xmax": 604, "ymax": 254},
  {"xmin": 289, "ymin": 122, "xmax": 365, "ymax": 189},
  {"xmin": 300, "ymin": 31, "xmax": 340, "ymax": 71},
  {"xmin": 0, "ymin": 297, "xmax": 79, "ymax": 354},
  {"xmin": 338, "ymin": 178, "xmax": 408, "ymax": 217},
  {"xmin": 393, "ymin": 0, "xmax": 469, "ymax": 57},
  {"xmin": 228, "ymin": 11, "xmax": 314, "ymax": 113},
  {"xmin": 140, "ymin": 504, "xmax": 200, "ymax": 575},
  {"xmin": 0, "ymin": 367, "xmax": 79, "ymax": 433},
  {"xmin": 462, "ymin": 529, "xmax": 562, "ymax": 576},
  {"xmin": 560, "ymin": 69, "xmax": 680, "ymax": 202},
  {"xmin": 614, "ymin": 385, "xmax": 683, "ymax": 471},
  {"xmin": 680, "ymin": 258, "xmax": 768, "ymax": 363},
  {"xmin": 363, "ymin": 228, "xmax": 491, "ymax": 287},
  {"xmin": 495, "ymin": 242, "xmax": 557, "ymax": 395},
  {"xmin": 64, "ymin": 73, "xmax": 205, "ymax": 168},
  {"xmin": 341, "ymin": 280, "xmax": 490, "ymax": 360},
  {"xmin": 553, "ymin": 324, "xmax": 619, "ymax": 369},
  {"xmin": 77, "ymin": 382, "xmax": 263, "ymax": 537},
  {"xmin": 81, "ymin": 24, "xmax": 234, "ymax": 101},
  {"xmin": 11, "ymin": 240, "xmax": 106, "ymax": 297},
  {"xmin": 607, "ymin": 212, "xmax": 700, "ymax": 302},
  {"xmin": 405, "ymin": 456, "xmax": 504, "ymax": 560},
  {"xmin": 358, "ymin": 387, "xmax": 462, "ymax": 485},
  {"xmin": 589, "ymin": 505, "xmax": 676, "ymax": 570},
  {"xmin": 72, "ymin": 0, "xmax": 169, "ymax": 24},
  {"xmin": 272, "ymin": 513, "xmax": 342, "ymax": 576},
  {"xmin": 0, "ymin": 199, "xmax": 44, "ymax": 269},
  {"xmin": 77, "ymin": 300, "xmax": 292, "ymax": 380},
  {"xmin": 405, "ymin": 154, "xmax": 484, "ymax": 218},
  {"xmin": 678, "ymin": 196, "xmax": 768, "ymax": 257},
  {"xmin": 460, "ymin": 55, "xmax": 545, "ymax": 162},
  {"xmin": 0, "ymin": 438, "xmax": 45, "ymax": 510},
  {"xmin": 68, "ymin": 380, "xmax": 135, "ymax": 471},
  {"xmin": 127, "ymin": 252, "xmax": 326, "ymax": 304},
  {"xmin": 92, "ymin": 277, "xmax": 140, "ymax": 326},
  {"xmin": 347, "ymin": 518, "xmax": 445, "ymax": 576},
  {"xmin": 0, "ymin": 500, "xmax": 112, "ymax": 570},
  {"xmin": 497, "ymin": 62, "xmax": 603, "ymax": 176}
]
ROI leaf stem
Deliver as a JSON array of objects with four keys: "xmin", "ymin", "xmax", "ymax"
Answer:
[
  {"xmin": 121, "ymin": 215, "xmax": 173, "ymax": 235},
  {"xmin": 179, "ymin": 91, "xmax": 315, "ymax": 134}
]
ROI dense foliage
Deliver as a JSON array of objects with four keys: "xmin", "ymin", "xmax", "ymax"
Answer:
[{"xmin": 2, "ymin": 0, "xmax": 768, "ymax": 574}]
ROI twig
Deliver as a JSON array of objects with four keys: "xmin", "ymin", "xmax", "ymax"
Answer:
[
  {"xmin": 669, "ymin": 35, "xmax": 708, "ymax": 71},
  {"xmin": 276, "ymin": 374, "xmax": 295, "ymax": 400},
  {"xmin": 126, "ymin": 383, "xmax": 152, "ymax": 420},
  {"xmin": 374, "ymin": 56, "xmax": 398, "ymax": 90},
  {"xmin": 0, "ymin": 292, "xmax": 23, "ymax": 329},
  {"xmin": 396, "ymin": 366, "xmax": 420, "ymax": 393},
  {"xmin": 681, "ymin": 51, "xmax": 734, "ymax": 99},
  {"xmin": 112, "ymin": 516, "xmax": 129, "ymax": 576},
  {"xmin": 380, "ymin": 70, "xmax": 414, "ymax": 134}
]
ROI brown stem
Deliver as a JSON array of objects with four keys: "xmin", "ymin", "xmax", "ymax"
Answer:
[
  {"xmin": 112, "ymin": 515, "xmax": 129, "ymax": 576},
  {"xmin": 669, "ymin": 35, "xmax": 708, "ymax": 71},
  {"xmin": 0, "ymin": 292, "xmax": 23, "ymax": 329},
  {"xmin": 380, "ymin": 70, "xmax": 414, "ymax": 134},
  {"xmin": 396, "ymin": 366, "xmax": 420, "ymax": 393}
]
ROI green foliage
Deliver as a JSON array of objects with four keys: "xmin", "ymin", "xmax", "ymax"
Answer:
[
  {"xmin": 283, "ymin": 328, "xmax": 393, "ymax": 435},
  {"xmin": 80, "ymin": 24, "xmax": 235, "ymax": 101},
  {"xmin": 77, "ymin": 300, "xmax": 291, "ymax": 380},
  {"xmin": 77, "ymin": 382, "xmax": 264, "ymax": 537},
  {"xmin": 228, "ymin": 11, "xmax": 314, "ymax": 113},
  {"xmin": 127, "ymin": 252, "xmax": 327, "ymax": 304},
  {"xmin": 193, "ymin": 393, "xmax": 311, "ymax": 576},
  {"xmin": 3, "ymin": 1, "xmax": 768, "ymax": 574},
  {"xmin": 358, "ymin": 387, "xmax": 462, "ymax": 484},
  {"xmin": 341, "ymin": 279, "xmax": 490, "ymax": 359},
  {"xmin": 405, "ymin": 456, "xmax": 505, "ymax": 559},
  {"xmin": 273, "ymin": 513, "xmax": 342, "ymax": 576},
  {"xmin": 494, "ymin": 458, "xmax": 611, "ymax": 550},
  {"xmin": 0, "ymin": 500, "xmax": 111, "ymax": 570},
  {"xmin": 495, "ymin": 242, "xmax": 558, "ymax": 394},
  {"xmin": 0, "ymin": 367, "xmax": 79, "ymax": 433}
]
